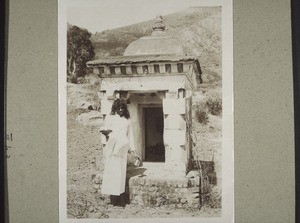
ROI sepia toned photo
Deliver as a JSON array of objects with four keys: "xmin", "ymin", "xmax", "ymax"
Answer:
[{"xmin": 59, "ymin": 0, "xmax": 233, "ymax": 222}]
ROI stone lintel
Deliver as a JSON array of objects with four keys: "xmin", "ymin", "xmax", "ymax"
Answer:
[{"xmin": 101, "ymin": 76, "xmax": 187, "ymax": 93}]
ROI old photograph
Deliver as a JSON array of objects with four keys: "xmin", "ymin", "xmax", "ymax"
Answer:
[{"xmin": 59, "ymin": 0, "xmax": 233, "ymax": 222}]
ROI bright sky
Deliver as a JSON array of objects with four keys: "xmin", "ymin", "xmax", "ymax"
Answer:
[{"xmin": 67, "ymin": 0, "xmax": 220, "ymax": 33}]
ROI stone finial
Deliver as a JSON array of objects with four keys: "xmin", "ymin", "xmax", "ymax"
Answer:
[{"xmin": 153, "ymin": 15, "xmax": 165, "ymax": 31}]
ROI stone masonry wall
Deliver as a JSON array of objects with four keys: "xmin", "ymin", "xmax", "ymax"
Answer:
[{"xmin": 127, "ymin": 175, "xmax": 202, "ymax": 208}]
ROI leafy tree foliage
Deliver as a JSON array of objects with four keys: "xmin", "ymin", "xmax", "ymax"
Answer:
[{"xmin": 67, "ymin": 25, "xmax": 95, "ymax": 82}]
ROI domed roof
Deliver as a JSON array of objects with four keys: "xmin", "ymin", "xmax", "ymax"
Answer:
[{"xmin": 124, "ymin": 16, "xmax": 184, "ymax": 56}]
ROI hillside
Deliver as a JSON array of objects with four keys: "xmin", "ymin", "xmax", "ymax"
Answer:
[{"xmin": 90, "ymin": 7, "xmax": 222, "ymax": 88}]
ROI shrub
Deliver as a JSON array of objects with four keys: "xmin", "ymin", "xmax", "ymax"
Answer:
[
  {"xmin": 67, "ymin": 188, "xmax": 88, "ymax": 218},
  {"xmin": 77, "ymin": 76, "xmax": 86, "ymax": 84},
  {"xmin": 68, "ymin": 74, "xmax": 78, "ymax": 84},
  {"xmin": 85, "ymin": 74, "xmax": 101, "ymax": 87},
  {"xmin": 207, "ymin": 186, "xmax": 222, "ymax": 209},
  {"xmin": 196, "ymin": 110, "xmax": 209, "ymax": 125},
  {"xmin": 205, "ymin": 90, "xmax": 222, "ymax": 116},
  {"xmin": 195, "ymin": 101, "xmax": 209, "ymax": 124}
]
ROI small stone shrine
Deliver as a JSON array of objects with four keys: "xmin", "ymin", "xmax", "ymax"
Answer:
[{"xmin": 87, "ymin": 16, "xmax": 202, "ymax": 176}]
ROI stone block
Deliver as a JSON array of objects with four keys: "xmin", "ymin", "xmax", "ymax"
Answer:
[
  {"xmin": 126, "ymin": 173, "xmax": 215, "ymax": 207},
  {"xmin": 101, "ymin": 99, "xmax": 113, "ymax": 115},
  {"xmin": 92, "ymin": 183, "xmax": 100, "ymax": 190},
  {"xmin": 136, "ymin": 196, "xmax": 144, "ymax": 206},
  {"xmin": 93, "ymin": 67, "xmax": 99, "ymax": 75},
  {"xmin": 164, "ymin": 129, "xmax": 186, "ymax": 146},
  {"xmin": 187, "ymin": 197, "xmax": 198, "ymax": 206},
  {"xmin": 159, "ymin": 64, "xmax": 166, "ymax": 73},
  {"xmin": 180, "ymin": 198, "xmax": 187, "ymax": 204},
  {"xmin": 92, "ymin": 173, "xmax": 102, "ymax": 184},
  {"xmin": 148, "ymin": 186, "xmax": 157, "ymax": 192},
  {"xmin": 188, "ymin": 178, "xmax": 200, "ymax": 187},
  {"xmin": 88, "ymin": 206, "xmax": 95, "ymax": 213},
  {"xmin": 76, "ymin": 111, "xmax": 103, "ymax": 126},
  {"xmin": 148, "ymin": 64, "xmax": 155, "ymax": 74},
  {"xmin": 166, "ymin": 91, "xmax": 178, "ymax": 99},
  {"xmin": 177, "ymin": 203, "xmax": 183, "ymax": 208},
  {"xmin": 181, "ymin": 181, "xmax": 188, "ymax": 188},
  {"xmin": 130, "ymin": 199, "xmax": 138, "ymax": 204},
  {"xmin": 163, "ymin": 98, "xmax": 186, "ymax": 114},
  {"xmin": 138, "ymin": 178, "xmax": 146, "ymax": 186},
  {"xmin": 186, "ymin": 170, "xmax": 199, "ymax": 179},
  {"xmin": 192, "ymin": 176, "xmax": 200, "ymax": 187},
  {"xmin": 164, "ymin": 114, "xmax": 186, "ymax": 130},
  {"xmin": 180, "ymin": 188, "xmax": 188, "ymax": 193},
  {"xmin": 126, "ymin": 66, "xmax": 132, "ymax": 75},
  {"xmin": 177, "ymin": 180, "xmax": 185, "ymax": 188},
  {"xmin": 171, "ymin": 64, "xmax": 178, "ymax": 73},
  {"xmin": 115, "ymin": 67, "xmax": 121, "ymax": 75},
  {"xmin": 104, "ymin": 66, "xmax": 110, "ymax": 75},
  {"xmin": 183, "ymin": 64, "xmax": 191, "ymax": 73},
  {"xmin": 137, "ymin": 66, "xmax": 143, "ymax": 74}
]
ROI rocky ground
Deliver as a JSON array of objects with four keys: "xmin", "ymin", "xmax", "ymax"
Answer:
[{"xmin": 66, "ymin": 81, "xmax": 222, "ymax": 219}]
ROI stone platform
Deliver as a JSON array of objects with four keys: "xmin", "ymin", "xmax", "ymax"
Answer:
[{"xmin": 125, "ymin": 162, "xmax": 201, "ymax": 207}]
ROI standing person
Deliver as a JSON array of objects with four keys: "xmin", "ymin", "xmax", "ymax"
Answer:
[{"xmin": 100, "ymin": 98, "xmax": 138, "ymax": 207}]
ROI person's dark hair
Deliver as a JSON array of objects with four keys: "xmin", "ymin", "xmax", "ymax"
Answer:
[{"xmin": 111, "ymin": 98, "xmax": 130, "ymax": 119}]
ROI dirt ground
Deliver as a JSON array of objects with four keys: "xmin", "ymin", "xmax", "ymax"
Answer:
[{"xmin": 66, "ymin": 83, "xmax": 222, "ymax": 219}]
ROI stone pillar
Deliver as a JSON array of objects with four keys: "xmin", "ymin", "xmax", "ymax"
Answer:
[
  {"xmin": 171, "ymin": 63, "xmax": 177, "ymax": 73},
  {"xmin": 100, "ymin": 90, "xmax": 115, "ymax": 116},
  {"xmin": 101, "ymin": 98, "xmax": 114, "ymax": 115},
  {"xmin": 160, "ymin": 64, "xmax": 166, "ymax": 73},
  {"xmin": 115, "ymin": 67, "xmax": 121, "ymax": 75},
  {"xmin": 126, "ymin": 66, "xmax": 132, "ymax": 75},
  {"xmin": 104, "ymin": 66, "xmax": 110, "ymax": 75},
  {"xmin": 148, "ymin": 64, "xmax": 155, "ymax": 74},
  {"xmin": 98, "ymin": 90, "xmax": 114, "ymax": 145},
  {"xmin": 163, "ymin": 91, "xmax": 188, "ymax": 175},
  {"xmin": 137, "ymin": 65, "xmax": 143, "ymax": 74},
  {"xmin": 185, "ymin": 96, "xmax": 193, "ymax": 165}
]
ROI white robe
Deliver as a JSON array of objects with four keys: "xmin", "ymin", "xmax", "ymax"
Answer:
[{"xmin": 101, "ymin": 115, "xmax": 136, "ymax": 195}]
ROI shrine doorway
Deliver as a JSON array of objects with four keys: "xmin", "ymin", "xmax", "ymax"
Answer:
[{"xmin": 143, "ymin": 106, "xmax": 165, "ymax": 162}]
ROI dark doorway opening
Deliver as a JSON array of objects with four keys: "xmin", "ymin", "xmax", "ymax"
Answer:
[{"xmin": 144, "ymin": 107, "xmax": 165, "ymax": 162}]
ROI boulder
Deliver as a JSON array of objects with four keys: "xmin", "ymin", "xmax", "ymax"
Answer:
[
  {"xmin": 92, "ymin": 173, "xmax": 102, "ymax": 184},
  {"xmin": 76, "ymin": 101, "xmax": 100, "ymax": 110},
  {"xmin": 186, "ymin": 170, "xmax": 199, "ymax": 179},
  {"xmin": 76, "ymin": 111, "xmax": 103, "ymax": 126}
]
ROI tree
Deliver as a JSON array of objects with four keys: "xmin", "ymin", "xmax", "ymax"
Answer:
[{"xmin": 67, "ymin": 24, "xmax": 95, "ymax": 82}]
